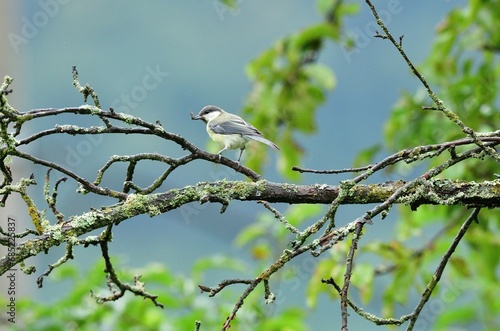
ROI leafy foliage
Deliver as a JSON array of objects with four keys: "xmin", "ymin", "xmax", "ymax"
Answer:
[
  {"xmin": 1, "ymin": 259, "xmax": 307, "ymax": 331},
  {"xmin": 241, "ymin": 2, "xmax": 359, "ymax": 178},
  {"xmin": 359, "ymin": 3, "xmax": 500, "ymax": 330}
]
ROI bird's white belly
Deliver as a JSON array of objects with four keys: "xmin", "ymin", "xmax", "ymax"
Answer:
[{"xmin": 208, "ymin": 129, "xmax": 248, "ymax": 150}]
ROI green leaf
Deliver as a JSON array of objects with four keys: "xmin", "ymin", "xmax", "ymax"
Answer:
[
  {"xmin": 277, "ymin": 131, "xmax": 302, "ymax": 180},
  {"xmin": 351, "ymin": 263, "xmax": 374, "ymax": 304},
  {"xmin": 316, "ymin": 0, "xmax": 336, "ymax": 15},
  {"xmin": 434, "ymin": 303, "xmax": 476, "ymax": 329},
  {"xmin": 257, "ymin": 307, "xmax": 307, "ymax": 331},
  {"xmin": 352, "ymin": 144, "xmax": 381, "ymax": 168},
  {"xmin": 290, "ymin": 23, "xmax": 339, "ymax": 49},
  {"xmin": 234, "ymin": 222, "xmax": 269, "ymax": 247},
  {"xmin": 306, "ymin": 258, "xmax": 337, "ymax": 308},
  {"xmin": 52, "ymin": 263, "xmax": 79, "ymax": 281},
  {"xmin": 304, "ymin": 63, "xmax": 337, "ymax": 90},
  {"xmin": 286, "ymin": 204, "xmax": 323, "ymax": 227},
  {"xmin": 192, "ymin": 255, "xmax": 248, "ymax": 279},
  {"xmin": 338, "ymin": 2, "xmax": 361, "ymax": 16}
]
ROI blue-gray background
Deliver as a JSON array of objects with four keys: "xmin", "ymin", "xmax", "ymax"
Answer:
[{"xmin": 1, "ymin": 1, "xmax": 467, "ymax": 329}]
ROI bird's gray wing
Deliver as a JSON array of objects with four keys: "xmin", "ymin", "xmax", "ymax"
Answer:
[{"xmin": 209, "ymin": 118, "xmax": 262, "ymax": 136}]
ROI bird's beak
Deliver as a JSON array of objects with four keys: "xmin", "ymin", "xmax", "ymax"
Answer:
[{"xmin": 190, "ymin": 111, "xmax": 202, "ymax": 120}]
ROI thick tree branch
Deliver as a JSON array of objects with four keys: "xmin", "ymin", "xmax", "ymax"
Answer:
[{"xmin": 2, "ymin": 178, "xmax": 499, "ymax": 275}]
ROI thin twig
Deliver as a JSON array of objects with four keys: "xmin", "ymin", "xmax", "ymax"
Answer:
[
  {"xmin": 72, "ymin": 66, "xmax": 101, "ymax": 107},
  {"xmin": 221, "ymin": 280, "xmax": 260, "ymax": 330},
  {"xmin": 44, "ymin": 169, "xmax": 67, "ymax": 223},
  {"xmin": 198, "ymin": 278, "xmax": 255, "ymax": 297},
  {"xmin": 406, "ymin": 208, "xmax": 480, "ymax": 330},
  {"xmin": 340, "ymin": 222, "xmax": 364, "ymax": 331},
  {"xmin": 37, "ymin": 243, "xmax": 74, "ymax": 288},
  {"xmin": 374, "ymin": 210, "xmax": 464, "ymax": 276},
  {"xmin": 365, "ymin": 0, "xmax": 500, "ymax": 163},
  {"xmin": 292, "ymin": 165, "xmax": 373, "ymax": 174},
  {"xmin": 291, "ymin": 137, "xmax": 500, "ymax": 181},
  {"xmin": 258, "ymin": 200, "xmax": 300, "ymax": 234},
  {"xmin": 322, "ymin": 277, "xmax": 411, "ymax": 326},
  {"xmin": 91, "ymin": 225, "xmax": 164, "ymax": 308}
]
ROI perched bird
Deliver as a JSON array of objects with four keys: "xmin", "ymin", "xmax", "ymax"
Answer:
[{"xmin": 191, "ymin": 105, "xmax": 279, "ymax": 164}]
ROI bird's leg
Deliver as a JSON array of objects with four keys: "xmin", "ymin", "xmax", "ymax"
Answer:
[
  {"xmin": 216, "ymin": 147, "xmax": 227, "ymax": 162},
  {"xmin": 236, "ymin": 147, "xmax": 245, "ymax": 167}
]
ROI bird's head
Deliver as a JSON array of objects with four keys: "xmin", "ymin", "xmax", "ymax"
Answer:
[{"xmin": 192, "ymin": 105, "xmax": 225, "ymax": 123}]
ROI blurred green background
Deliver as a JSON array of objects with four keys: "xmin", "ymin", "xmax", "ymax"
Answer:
[{"xmin": 1, "ymin": 1, "xmax": 483, "ymax": 330}]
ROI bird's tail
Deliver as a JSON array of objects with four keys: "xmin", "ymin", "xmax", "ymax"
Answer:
[{"xmin": 248, "ymin": 135, "xmax": 280, "ymax": 150}]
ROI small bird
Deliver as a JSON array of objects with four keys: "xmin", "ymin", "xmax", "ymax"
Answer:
[{"xmin": 191, "ymin": 105, "xmax": 279, "ymax": 164}]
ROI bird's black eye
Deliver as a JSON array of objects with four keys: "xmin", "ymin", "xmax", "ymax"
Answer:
[
  {"xmin": 199, "ymin": 106, "xmax": 220, "ymax": 117},
  {"xmin": 201, "ymin": 107, "xmax": 214, "ymax": 115}
]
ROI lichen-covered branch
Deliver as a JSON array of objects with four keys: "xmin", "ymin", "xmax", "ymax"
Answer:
[{"xmin": 1, "ymin": 178, "xmax": 500, "ymax": 275}]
